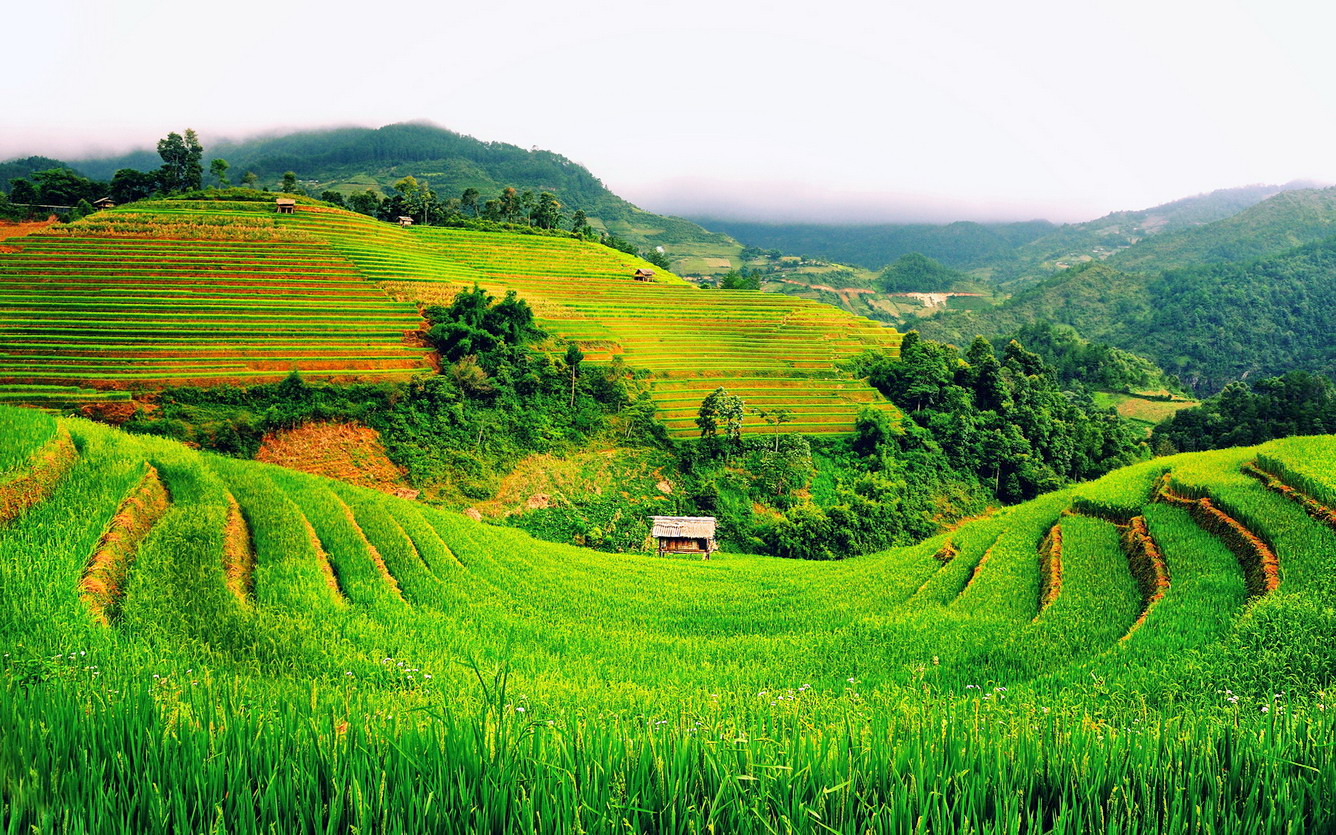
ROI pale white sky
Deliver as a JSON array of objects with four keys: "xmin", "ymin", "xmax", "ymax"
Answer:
[{"xmin": 4, "ymin": 0, "xmax": 1334, "ymax": 222}]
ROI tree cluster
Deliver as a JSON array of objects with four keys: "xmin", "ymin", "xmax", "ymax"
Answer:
[
  {"xmin": 750, "ymin": 332, "xmax": 1144, "ymax": 560},
  {"xmin": 1007, "ymin": 321, "xmax": 1181, "ymax": 394},
  {"xmin": 331, "ymin": 183, "xmax": 578, "ymax": 234},
  {"xmin": 1151, "ymin": 371, "xmax": 1336, "ymax": 453},
  {"xmin": 322, "ymin": 182, "xmax": 670, "ymax": 268},
  {"xmin": 856, "ymin": 332, "xmax": 1145, "ymax": 501},
  {"xmin": 718, "ymin": 269, "xmax": 761, "ymax": 291},
  {"xmin": 4, "ymin": 128, "xmax": 236, "ymax": 219}
]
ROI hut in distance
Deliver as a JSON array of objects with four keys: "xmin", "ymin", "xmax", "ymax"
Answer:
[{"xmin": 649, "ymin": 516, "xmax": 717, "ymax": 559}]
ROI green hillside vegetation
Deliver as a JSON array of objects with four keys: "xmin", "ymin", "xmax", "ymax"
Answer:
[
  {"xmin": 918, "ymin": 230, "xmax": 1336, "ymax": 393},
  {"xmin": 112, "ymin": 318, "xmax": 1143, "ymax": 562},
  {"xmin": 1007, "ymin": 321, "xmax": 1183, "ymax": 395},
  {"xmin": 23, "ymin": 123, "xmax": 741, "ymax": 267},
  {"xmin": 990, "ymin": 182, "xmax": 1321, "ymax": 287},
  {"xmin": 877, "ymin": 252, "xmax": 976, "ymax": 292},
  {"xmin": 2, "ymin": 407, "xmax": 1334, "ymax": 831},
  {"xmin": 1106, "ymin": 185, "xmax": 1336, "ymax": 272},
  {"xmin": 1152, "ymin": 371, "xmax": 1336, "ymax": 453}
]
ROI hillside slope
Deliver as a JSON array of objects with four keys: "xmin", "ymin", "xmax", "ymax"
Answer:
[
  {"xmin": 918, "ymin": 232, "xmax": 1336, "ymax": 392},
  {"xmin": 0, "ymin": 195, "xmax": 903, "ymax": 436},
  {"xmin": 2, "ymin": 408, "xmax": 1334, "ymax": 830},
  {"xmin": 58, "ymin": 122, "xmax": 740, "ymax": 265},
  {"xmin": 1102, "ymin": 185, "xmax": 1336, "ymax": 272}
]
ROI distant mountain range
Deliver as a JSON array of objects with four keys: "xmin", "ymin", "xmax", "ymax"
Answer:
[
  {"xmin": 699, "ymin": 182, "xmax": 1323, "ymax": 281},
  {"xmin": 915, "ymin": 186, "xmax": 1336, "ymax": 392}
]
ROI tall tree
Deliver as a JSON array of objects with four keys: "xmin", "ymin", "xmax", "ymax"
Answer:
[
  {"xmin": 31, "ymin": 169, "xmax": 99, "ymax": 205},
  {"xmin": 8, "ymin": 179, "xmax": 37, "ymax": 205},
  {"xmin": 460, "ymin": 187, "xmax": 480, "ymax": 217},
  {"xmin": 697, "ymin": 387, "xmax": 745, "ymax": 442},
  {"xmin": 565, "ymin": 343, "xmax": 584, "ymax": 407},
  {"xmin": 531, "ymin": 192, "xmax": 561, "ymax": 229},
  {"xmin": 571, "ymin": 209, "xmax": 590, "ymax": 237},
  {"xmin": 498, "ymin": 187, "xmax": 520, "ymax": 223},
  {"xmin": 209, "ymin": 158, "xmax": 230, "ymax": 187},
  {"xmin": 110, "ymin": 168, "xmax": 158, "ymax": 204},
  {"xmin": 157, "ymin": 129, "xmax": 204, "ymax": 193}
]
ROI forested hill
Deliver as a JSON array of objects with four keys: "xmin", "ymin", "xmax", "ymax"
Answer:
[
  {"xmin": 701, "ymin": 182, "xmax": 1318, "ymax": 280},
  {"xmin": 32, "ymin": 123, "xmax": 738, "ymax": 260},
  {"xmin": 695, "ymin": 218, "xmax": 1057, "ymax": 271},
  {"xmin": 916, "ymin": 237, "xmax": 1336, "ymax": 394},
  {"xmin": 1104, "ymin": 185, "xmax": 1336, "ymax": 272}
]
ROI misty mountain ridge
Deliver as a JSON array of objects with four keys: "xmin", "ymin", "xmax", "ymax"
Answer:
[{"xmin": 700, "ymin": 181, "xmax": 1323, "ymax": 278}]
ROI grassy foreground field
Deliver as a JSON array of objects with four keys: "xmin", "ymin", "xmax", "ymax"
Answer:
[{"xmin": 2, "ymin": 406, "xmax": 1335, "ymax": 832}]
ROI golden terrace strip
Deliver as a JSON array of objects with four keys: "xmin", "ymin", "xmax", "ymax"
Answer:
[
  {"xmin": 0, "ymin": 196, "xmax": 902, "ymax": 434},
  {"xmin": 1, "ymin": 404, "xmax": 1334, "ymax": 832}
]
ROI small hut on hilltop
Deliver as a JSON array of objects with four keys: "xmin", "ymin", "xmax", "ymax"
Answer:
[
  {"xmin": 275, "ymin": 198, "xmax": 296, "ymax": 214},
  {"xmin": 633, "ymin": 268, "xmax": 655, "ymax": 281},
  {"xmin": 397, "ymin": 216, "xmax": 414, "ymax": 227},
  {"xmin": 92, "ymin": 197, "xmax": 115, "ymax": 210},
  {"xmin": 650, "ymin": 516, "xmax": 717, "ymax": 559}
]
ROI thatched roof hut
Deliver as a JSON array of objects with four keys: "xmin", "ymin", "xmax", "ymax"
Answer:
[
  {"xmin": 634, "ymin": 268, "xmax": 655, "ymax": 281},
  {"xmin": 650, "ymin": 516, "xmax": 717, "ymax": 559},
  {"xmin": 92, "ymin": 197, "xmax": 115, "ymax": 209},
  {"xmin": 275, "ymin": 198, "xmax": 296, "ymax": 214},
  {"xmin": 397, "ymin": 216, "xmax": 414, "ymax": 227}
]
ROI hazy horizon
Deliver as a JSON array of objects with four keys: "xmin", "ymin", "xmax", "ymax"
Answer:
[{"xmin": 7, "ymin": 0, "xmax": 1336, "ymax": 225}]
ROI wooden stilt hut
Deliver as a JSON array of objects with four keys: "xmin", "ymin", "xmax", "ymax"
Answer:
[{"xmin": 650, "ymin": 516, "xmax": 718, "ymax": 559}]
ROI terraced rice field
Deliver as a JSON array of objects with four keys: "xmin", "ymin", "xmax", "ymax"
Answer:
[
  {"xmin": 0, "ymin": 204, "xmax": 431, "ymax": 402},
  {"xmin": 2, "ymin": 410, "xmax": 1334, "ymax": 831},
  {"xmin": 1, "ymin": 200, "xmax": 901, "ymax": 434},
  {"xmin": 274, "ymin": 207, "xmax": 903, "ymax": 436}
]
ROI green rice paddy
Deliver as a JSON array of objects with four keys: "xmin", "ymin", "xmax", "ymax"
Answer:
[
  {"xmin": 1, "ymin": 407, "xmax": 1334, "ymax": 832},
  {"xmin": 3, "ymin": 200, "xmax": 900, "ymax": 434}
]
